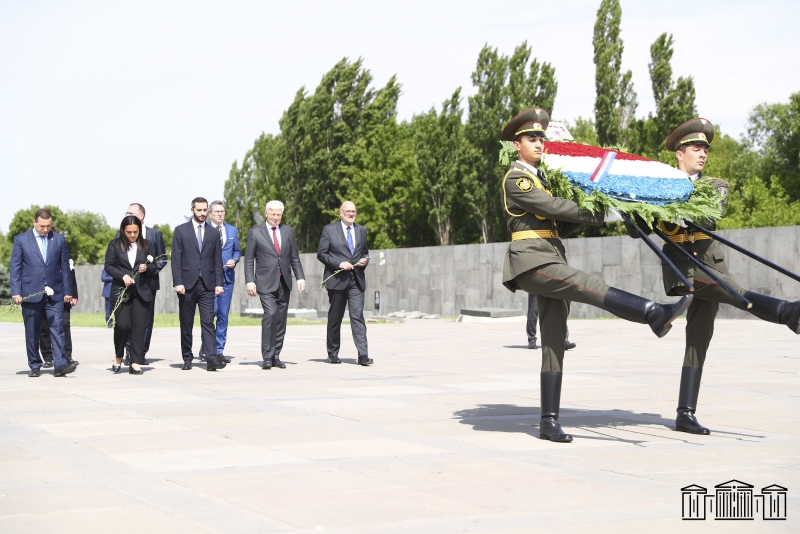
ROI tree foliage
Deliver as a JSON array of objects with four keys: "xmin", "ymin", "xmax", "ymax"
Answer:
[
  {"xmin": 8, "ymin": 206, "xmax": 114, "ymax": 265},
  {"xmin": 748, "ymin": 91, "xmax": 800, "ymax": 201},
  {"xmin": 592, "ymin": 0, "xmax": 636, "ymax": 147}
]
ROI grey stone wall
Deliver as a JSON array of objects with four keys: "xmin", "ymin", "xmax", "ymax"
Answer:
[{"xmin": 73, "ymin": 225, "xmax": 800, "ymax": 320}]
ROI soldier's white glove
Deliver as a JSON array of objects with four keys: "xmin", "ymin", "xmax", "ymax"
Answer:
[
  {"xmin": 604, "ymin": 209, "xmax": 624, "ymax": 223},
  {"xmin": 674, "ymin": 215, "xmax": 689, "ymax": 228}
]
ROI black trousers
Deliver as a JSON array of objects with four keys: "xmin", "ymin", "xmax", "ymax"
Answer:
[
  {"xmin": 39, "ymin": 302, "xmax": 72, "ymax": 362},
  {"xmin": 258, "ymin": 279, "xmax": 290, "ymax": 361},
  {"xmin": 125, "ymin": 297, "xmax": 156, "ymax": 357},
  {"xmin": 178, "ymin": 280, "xmax": 216, "ymax": 361},
  {"xmin": 326, "ymin": 275, "xmax": 368, "ymax": 358},
  {"xmin": 114, "ymin": 293, "xmax": 149, "ymax": 364}
]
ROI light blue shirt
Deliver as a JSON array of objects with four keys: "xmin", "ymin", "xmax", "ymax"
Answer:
[{"xmin": 32, "ymin": 228, "xmax": 47, "ymax": 261}]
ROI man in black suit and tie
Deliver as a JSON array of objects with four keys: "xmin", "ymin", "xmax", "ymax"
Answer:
[
  {"xmin": 122, "ymin": 203, "xmax": 167, "ymax": 365},
  {"xmin": 245, "ymin": 200, "xmax": 305, "ymax": 370},
  {"xmin": 317, "ymin": 201, "xmax": 372, "ymax": 366},
  {"xmin": 171, "ymin": 197, "xmax": 225, "ymax": 371}
]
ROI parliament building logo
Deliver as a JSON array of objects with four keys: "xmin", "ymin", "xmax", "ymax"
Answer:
[{"xmin": 681, "ymin": 480, "xmax": 787, "ymax": 520}]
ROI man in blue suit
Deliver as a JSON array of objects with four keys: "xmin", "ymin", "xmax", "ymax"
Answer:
[
  {"xmin": 10, "ymin": 209, "xmax": 78, "ymax": 377},
  {"xmin": 200, "ymin": 200, "xmax": 241, "ymax": 363}
]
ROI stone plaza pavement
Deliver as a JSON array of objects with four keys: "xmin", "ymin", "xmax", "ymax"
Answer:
[{"xmin": 0, "ymin": 318, "xmax": 798, "ymax": 533}]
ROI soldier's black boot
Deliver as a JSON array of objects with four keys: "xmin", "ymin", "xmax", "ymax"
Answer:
[
  {"xmin": 538, "ymin": 372, "xmax": 572, "ymax": 443},
  {"xmin": 675, "ymin": 366, "xmax": 710, "ymax": 435},
  {"xmin": 603, "ymin": 287, "xmax": 693, "ymax": 338},
  {"xmin": 743, "ymin": 292, "xmax": 800, "ymax": 334}
]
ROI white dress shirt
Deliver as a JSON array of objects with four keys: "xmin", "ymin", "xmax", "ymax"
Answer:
[
  {"xmin": 515, "ymin": 160, "xmax": 542, "ymax": 177},
  {"xmin": 341, "ymin": 220, "xmax": 357, "ymax": 250},
  {"xmin": 267, "ymin": 223, "xmax": 281, "ymax": 249},
  {"xmin": 213, "ymin": 222, "xmax": 226, "ymax": 247},
  {"xmin": 127, "ymin": 242, "xmax": 138, "ymax": 268}
]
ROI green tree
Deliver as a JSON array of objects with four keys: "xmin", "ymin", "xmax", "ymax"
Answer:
[
  {"xmin": 412, "ymin": 88, "xmax": 479, "ymax": 245},
  {"xmin": 8, "ymin": 206, "xmax": 114, "ymax": 265},
  {"xmin": 0, "ymin": 231, "xmax": 11, "ymax": 268},
  {"xmin": 592, "ymin": 0, "xmax": 636, "ymax": 146},
  {"xmin": 718, "ymin": 176, "xmax": 800, "ymax": 229},
  {"xmin": 567, "ymin": 116, "xmax": 598, "ymax": 145},
  {"xmin": 748, "ymin": 92, "xmax": 800, "ymax": 201},
  {"xmin": 152, "ymin": 224, "xmax": 174, "ymax": 257},
  {"xmin": 466, "ymin": 43, "xmax": 558, "ymax": 243},
  {"xmin": 0, "ymin": 263, "xmax": 10, "ymax": 305}
]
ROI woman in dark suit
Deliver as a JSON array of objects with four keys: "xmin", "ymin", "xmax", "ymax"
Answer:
[{"xmin": 104, "ymin": 216, "xmax": 157, "ymax": 375}]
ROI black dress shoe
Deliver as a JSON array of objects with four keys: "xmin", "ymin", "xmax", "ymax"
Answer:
[
  {"xmin": 214, "ymin": 355, "xmax": 227, "ymax": 369},
  {"xmin": 676, "ymin": 411, "xmax": 710, "ymax": 435},
  {"xmin": 123, "ymin": 357, "xmax": 131, "ymax": 366},
  {"xmin": 206, "ymin": 358, "xmax": 218, "ymax": 372},
  {"xmin": 42, "ymin": 360, "xmax": 54, "ymax": 368},
  {"xmin": 222, "ymin": 355, "xmax": 232, "ymax": 363},
  {"xmin": 262, "ymin": 360, "xmax": 272, "ymax": 370},
  {"xmin": 527, "ymin": 341, "xmax": 539, "ymax": 349},
  {"xmin": 128, "ymin": 366, "xmax": 143, "ymax": 375},
  {"xmin": 111, "ymin": 361, "xmax": 123, "ymax": 373},
  {"xmin": 539, "ymin": 417, "xmax": 573, "ymax": 442},
  {"xmin": 358, "ymin": 356, "xmax": 374, "ymax": 366},
  {"xmin": 272, "ymin": 358, "xmax": 286, "ymax": 369},
  {"xmin": 564, "ymin": 341, "xmax": 577, "ymax": 350},
  {"xmin": 327, "ymin": 356, "xmax": 341, "ymax": 364},
  {"xmin": 53, "ymin": 362, "xmax": 77, "ymax": 377},
  {"xmin": 181, "ymin": 361, "xmax": 192, "ymax": 370},
  {"xmin": 28, "ymin": 368, "xmax": 41, "ymax": 377}
]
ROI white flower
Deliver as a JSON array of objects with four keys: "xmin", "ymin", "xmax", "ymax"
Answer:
[
  {"xmin": 379, "ymin": 259, "xmax": 386, "ymax": 266},
  {"xmin": 379, "ymin": 251, "xmax": 385, "ymax": 259},
  {"xmin": 69, "ymin": 259, "xmax": 74, "ymax": 270},
  {"xmin": 147, "ymin": 255, "xmax": 154, "ymax": 263},
  {"xmin": 44, "ymin": 286, "xmax": 54, "ymax": 296}
]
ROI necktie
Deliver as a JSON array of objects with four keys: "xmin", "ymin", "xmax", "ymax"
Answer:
[
  {"xmin": 39, "ymin": 235, "xmax": 48, "ymax": 261},
  {"xmin": 272, "ymin": 227, "xmax": 281, "ymax": 255},
  {"xmin": 218, "ymin": 224, "xmax": 224, "ymax": 247},
  {"xmin": 197, "ymin": 224, "xmax": 203, "ymax": 251},
  {"xmin": 346, "ymin": 226, "xmax": 355, "ymax": 255}
]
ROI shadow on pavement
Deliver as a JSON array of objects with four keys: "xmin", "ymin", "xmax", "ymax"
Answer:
[{"xmin": 452, "ymin": 404, "xmax": 765, "ymax": 445}]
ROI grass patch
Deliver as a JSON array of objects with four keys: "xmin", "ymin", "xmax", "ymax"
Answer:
[{"xmin": 0, "ymin": 310, "xmax": 328, "ymax": 327}]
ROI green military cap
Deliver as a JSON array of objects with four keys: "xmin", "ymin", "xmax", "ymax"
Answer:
[
  {"xmin": 665, "ymin": 117, "xmax": 715, "ymax": 151},
  {"xmin": 501, "ymin": 107, "xmax": 550, "ymax": 141}
]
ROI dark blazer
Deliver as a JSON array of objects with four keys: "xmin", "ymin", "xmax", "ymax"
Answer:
[
  {"xmin": 317, "ymin": 222, "xmax": 369, "ymax": 291},
  {"xmin": 10, "ymin": 229, "xmax": 73, "ymax": 302},
  {"xmin": 101, "ymin": 269, "xmax": 113, "ymax": 299},
  {"xmin": 218, "ymin": 222, "xmax": 242, "ymax": 285},
  {"xmin": 115, "ymin": 226, "xmax": 167, "ymax": 290},
  {"xmin": 244, "ymin": 223, "xmax": 304, "ymax": 294},
  {"xmin": 171, "ymin": 220, "xmax": 223, "ymax": 290},
  {"xmin": 104, "ymin": 239, "xmax": 158, "ymax": 302}
]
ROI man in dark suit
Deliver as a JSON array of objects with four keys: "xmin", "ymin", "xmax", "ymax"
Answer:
[
  {"xmin": 9, "ymin": 209, "xmax": 78, "ymax": 377},
  {"xmin": 245, "ymin": 200, "xmax": 305, "ymax": 370},
  {"xmin": 317, "ymin": 201, "xmax": 372, "ymax": 366},
  {"xmin": 122, "ymin": 203, "xmax": 167, "ymax": 365},
  {"xmin": 200, "ymin": 200, "xmax": 242, "ymax": 363},
  {"xmin": 171, "ymin": 197, "xmax": 225, "ymax": 371}
]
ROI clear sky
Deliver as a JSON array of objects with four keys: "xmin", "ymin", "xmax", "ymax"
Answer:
[{"xmin": 2, "ymin": 0, "xmax": 798, "ymax": 233}]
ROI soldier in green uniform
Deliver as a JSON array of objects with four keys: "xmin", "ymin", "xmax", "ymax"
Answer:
[
  {"xmin": 627, "ymin": 118, "xmax": 800, "ymax": 435},
  {"xmin": 501, "ymin": 107, "xmax": 694, "ymax": 443}
]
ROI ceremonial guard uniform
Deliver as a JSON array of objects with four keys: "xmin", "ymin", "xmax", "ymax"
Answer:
[
  {"xmin": 501, "ymin": 108, "xmax": 694, "ymax": 443},
  {"xmin": 629, "ymin": 118, "xmax": 800, "ymax": 435}
]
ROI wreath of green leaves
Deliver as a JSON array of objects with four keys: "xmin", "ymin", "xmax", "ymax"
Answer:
[{"xmin": 498, "ymin": 140, "xmax": 722, "ymax": 226}]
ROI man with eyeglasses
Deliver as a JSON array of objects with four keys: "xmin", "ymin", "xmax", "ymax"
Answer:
[
  {"xmin": 119, "ymin": 203, "xmax": 167, "ymax": 365},
  {"xmin": 199, "ymin": 200, "xmax": 241, "ymax": 363},
  {"xmin": 317, "ymin": 201, "xmax": 372, "ymax": 366}
]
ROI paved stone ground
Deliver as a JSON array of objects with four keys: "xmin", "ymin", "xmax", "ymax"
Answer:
[{"xmin": 0, "ymin": 318, "xmax": 798, "ymax": 533}]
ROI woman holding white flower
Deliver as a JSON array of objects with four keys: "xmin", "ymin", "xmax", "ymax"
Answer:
[{"xmin": 104, "ymin": 216, "xmax": 158, "ymax": 375}]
